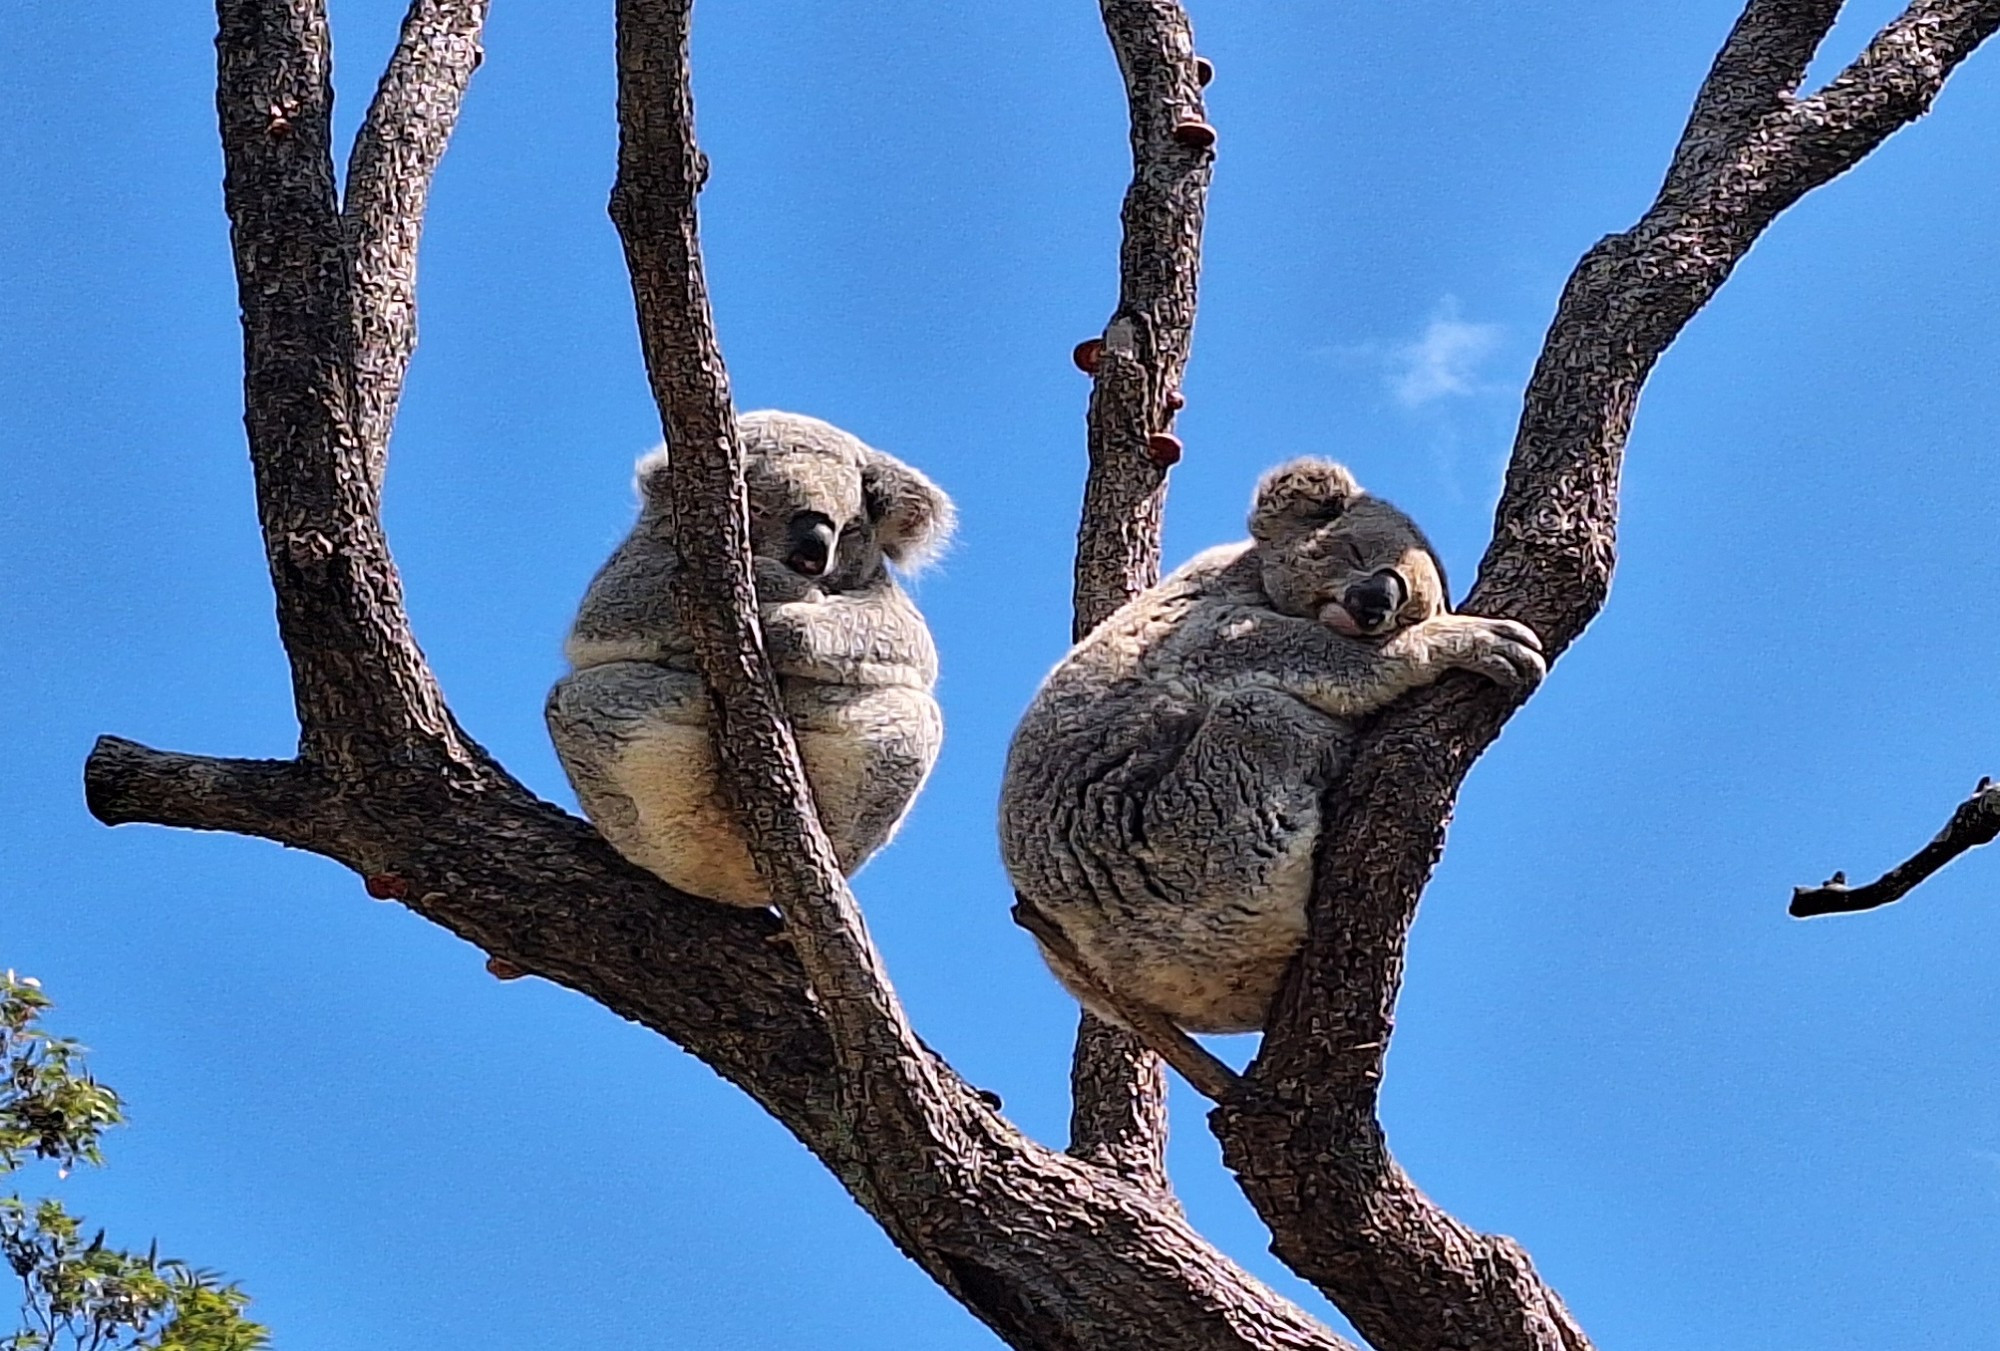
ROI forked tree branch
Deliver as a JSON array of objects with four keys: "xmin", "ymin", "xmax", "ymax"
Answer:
[
  {"xmin": 76, "ymin": 1, "xmax": 1997, "ymax": 1349},
  {"xmin": 1062, "ymin": 0, "xmax": 1217, "ymax": 1191},
  {"xmin": 1791, "ymin": 777, "xmax": 2000, "ymax": 916},
  {"xmin": 214, "ymin": 0, "xmax": 477, "ymax": 772},
  {"xmin": 86, "ymin": 2, "xmax": 1355, "ymax": 1348},
  {"xmin": 1660, "ymin": 0, "xmax": 1844, "ymax": 201},
  {"xmin": 1214, "ymin": 4, "xmax": 2000, "ymax": 1349}
]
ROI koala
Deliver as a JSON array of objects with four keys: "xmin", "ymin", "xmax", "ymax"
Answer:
[
  {"xmin": 547, "ymin": 410, "xmax": 954, "ymax": 907},
  {"xmin": 998, "ymin": 458, "xmax": 1544, "ymax": 1035}
]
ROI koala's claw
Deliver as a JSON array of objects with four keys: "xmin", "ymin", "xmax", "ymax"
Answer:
[
  {"xmin": 1438, "ymin": 615, "xmax": 1548, "ymax": 691},
  {"xmin": 1484, "ymin": 616, "xmax": 1544, "ymax": 653}
]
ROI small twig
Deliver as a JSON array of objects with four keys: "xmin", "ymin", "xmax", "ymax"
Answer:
[
  {"xmin": 1012, "ymin": 898, "xmax": 1242, "ymax": 1103},
  {"xmin": 1791, "ymin": 777, "xmax": 2000, "ymax": 917}
]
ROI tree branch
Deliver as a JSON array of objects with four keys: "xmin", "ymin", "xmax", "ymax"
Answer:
[
  {"xmin": 343, "ymin": 0, "xmax": 491, "ymax": 484},
  {"xmin": 1058, "ymin": 0, "xmax": 1216, "ymax": 1189},
  {"xmin": 1660, "ymin": 0, "xmax": 1844, "ymax": 201},
  {"xmin": 82, "ymin": 738, "xmax": 327, "ymax": 847},
  {"xmin": 1014, "ymin": 899, "xmax": 1239, "ymax": 1104},
  {"xmin": 215, "ymin": 0, "xmax": 472, "ymax": 772},
  {"xmin": 605, "ymin": 0, "xmax": 966, "ymax": 1179},
  {"xmin": 1791, "ymin": 777, "xmax": 2000, "ymax": 916},
  {"xmin": 1213, "ymin": 3, "xmax": 2000, "ymax": 1348}
]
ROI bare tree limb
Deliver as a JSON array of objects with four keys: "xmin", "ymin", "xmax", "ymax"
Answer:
[
  {"xmin": 83, "ymin": 738, "xmax": 327, "ymax": 846},
  {"xmin": 1014, "ymin": 899, "xmax": 1240, "ymax": 1104},
  {"xmin": 215, "ymin": 0, "xmax": 471, "ymax": 772},
  {"xmin": 1791, "ymin": 777, "xmax": 2000, "ymax": 916},
  {"xmin": 1213, "ymin": 3, "xmax": 2000, "ymax": 1349},
  {"xmin": 343, "ymin": 0, "xmax": 491, "ymax": 483},
  {"xmin": 605, "ymin": 0, "xmax": 971, "ymax": 1180},
  {"xmin": 99, "ymin": 2, "xmax": 1362, "ymax": 1347},
  {"xmin": 1060, "ymin": 0, "xmax": 1215, "ymax": 1191},
  {"xmin": 1661, "ymin": 0, "xmax": 1844, "ymax": 201}
]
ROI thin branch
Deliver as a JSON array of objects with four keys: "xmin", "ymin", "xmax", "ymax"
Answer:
[
  {"xmin": 215, "ymin": 0, "xmax": 473, "ymax": 772},
  {"xmin": 1791, "ymin": 778, "xmax": 2000, "ymax": 916},
  {"xmin": 605, "ymin": 0, "xmax": 955, "ymax": 1160},
  {"xmin": 1213, "ymin": 2, "xmax": 2000, "ymax": 1348},
  {"xmin": 1061, "ymin": 0, "xmax": 1215, "ymax": 1187},
  {"xmin": 342, "ymin": 0, "xmax": 491, "ymax": 483},
  {"xmin": 1013, "ymin": 900, "xmax": 1240, "ymax": 1103}
]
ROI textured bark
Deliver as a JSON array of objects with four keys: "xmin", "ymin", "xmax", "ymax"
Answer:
[
  {"xmin": 78, "ymin": 1, "xmax": 1998, "ymax": 1349},
  {"xmin": 87, "ymin": 2, "xmax": 1351, "ymax": 1349},
  {"xmin": 343, "ymin": 0, "xmax": 490, "ymax": 482},
  {"xmin": 1213, "ymin": 5, "xmax": 2000, "ymax": 1350},
  {"xmin": 1063, "ymin": 0, "xmax": 1216, "ymax": 1192},
  {"xmin": 214, "ymin": 0, "xmax": 477, "ymax": 772},
  {"xmin": 1791, "ymin": 776, "xmax": 2000, "ymax": 916}
]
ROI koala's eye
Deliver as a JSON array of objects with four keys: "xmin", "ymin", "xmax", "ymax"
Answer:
[{"xmin": 785, "ymin": 512, "xmax": 838, "ymax": 578}]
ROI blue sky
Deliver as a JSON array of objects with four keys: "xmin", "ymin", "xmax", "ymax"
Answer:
[{"xmin": 4, "ymin": 1, "xmax": 1998, "ymax": 1346}]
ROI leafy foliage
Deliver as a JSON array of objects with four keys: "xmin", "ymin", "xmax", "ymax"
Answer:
[{"xmin": 0, "ymin": 973, "xmax": 267, "ymax": 1351}]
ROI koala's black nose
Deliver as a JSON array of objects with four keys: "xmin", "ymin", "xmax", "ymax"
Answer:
[
  {"xmin": 1343, "ymin": 571, "xmax": 1406, "ymax": 633},
  {"xmin": 786, "ymin": 514, "xmax": 838, "ymax": 577}
]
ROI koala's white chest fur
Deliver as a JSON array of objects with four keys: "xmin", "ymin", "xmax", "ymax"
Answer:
[
  {"xmin": 547, "ymin": 410, "xmax": 955, "ymax": 910},
  {"xmin": 549, "ymin": 660, "xmax": 943, "ymax": 908}
]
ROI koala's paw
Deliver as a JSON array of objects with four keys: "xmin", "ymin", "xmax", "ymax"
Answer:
[{"xmin": 1426, "ymin": 613, "xmax": 1547, "ymax": 691}]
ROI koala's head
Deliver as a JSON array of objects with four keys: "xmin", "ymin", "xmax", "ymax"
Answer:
[
  {"xmin": 636, "ymin": 410, "xmax": 955, "ymax": 590},
  {"xmin": 1247, "ymin": 457, "xmax": 1448, "ymax": 638}
]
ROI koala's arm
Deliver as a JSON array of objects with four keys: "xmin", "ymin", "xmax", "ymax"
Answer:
[
  {"xmin": 760, "ymin": 581, "xmax": 938, "ymax": 689},
  {"xmin": 1172, "ymin": 604, "xmax": 1544, "ymax": 717},
  {"xmin": 564, "ymin": 527, "xmax": 701, "ymax": 671}
]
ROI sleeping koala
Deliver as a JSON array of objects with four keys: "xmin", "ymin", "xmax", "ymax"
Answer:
[
  {"xmin": 547, "ymin": 410, "xmax": 954, "ymax": 906},
  {"xmin": 999, "ymin": 458, "xmax": 1544, "ymax": 1034}
]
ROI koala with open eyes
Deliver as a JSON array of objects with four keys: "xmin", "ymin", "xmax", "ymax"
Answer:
[
  {"xmin": 998, "ymin": 458, "xmax": 1544, "ymax": 1035},
  {"xmin": 547, "ymin": 410, "xmax": 955, "ymax": 907}
]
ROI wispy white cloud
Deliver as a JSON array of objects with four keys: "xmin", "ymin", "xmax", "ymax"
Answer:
[{"xmin": 1384, "ymin": 299, "xmax": 1505, "ymax": 409}]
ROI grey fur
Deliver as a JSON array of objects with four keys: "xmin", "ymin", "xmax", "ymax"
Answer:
[
  {"xmin": 998, "ymin": 458, "xmax": 1544, "ymax": 1033},
  {"xmin": 548, "ymin": 410, "xmax": 953, "ymax": 906}
]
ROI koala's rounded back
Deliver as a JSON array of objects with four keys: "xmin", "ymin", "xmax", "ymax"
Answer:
[{"xmin": 1001, "ymin": 455, "xmax": 1543, "ymax": 1036}]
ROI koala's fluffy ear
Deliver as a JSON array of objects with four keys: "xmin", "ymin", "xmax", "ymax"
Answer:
[
  {"xmin": 633, "ymin": 445, "xmax": 673, "ymax": 511},
  {"xmin": 863, "ymin": 454, "xmax": 956, "ymax": 572},
  {"xmin": 1248, "ymin": 457, "xmax": 1363, "ymax": 544}
]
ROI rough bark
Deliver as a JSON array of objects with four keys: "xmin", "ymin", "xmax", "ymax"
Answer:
[
  {"xmin": 88, "ymin": 2, "xmax": 1351, "ymax": 1349},
  {"xmin": 1213, "ymin": 5, "xmax": 2000, "ymax": 1350},
  {"xmin": 1063, "ymin": 0, "xmax": 1216, "ymax": 1192},
  {"xmin": 1791, "ymin": 776, "xmax": 2000, "ymax": 916},
  {"xmin": 77, "ymin": 1, "xmax": 1999, "ymax": 1349}
]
